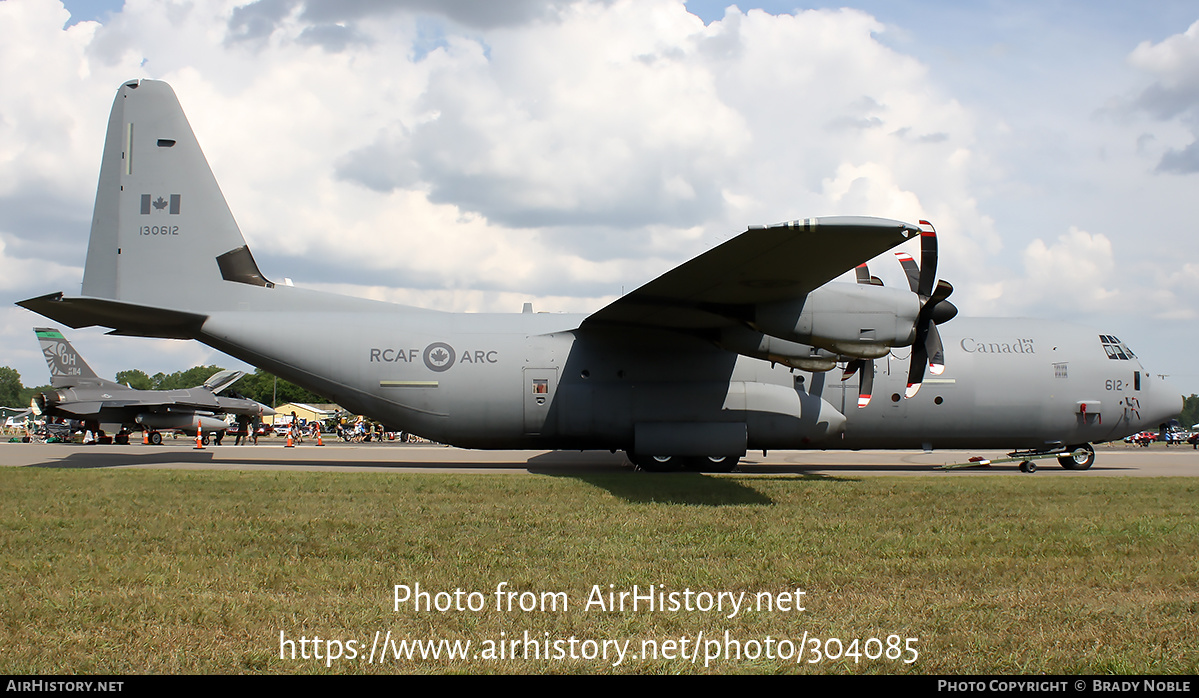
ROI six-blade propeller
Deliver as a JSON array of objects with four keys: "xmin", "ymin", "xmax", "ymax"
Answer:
[{"xmin": 843, "ymin": 221, "xmax": 958, "ymax": 406}]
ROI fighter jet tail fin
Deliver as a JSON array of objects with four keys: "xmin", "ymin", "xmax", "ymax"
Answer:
[
  {"xmin": 81, "ymin": 79, "xmax": 272, "ymax": 314},
  {"xmin": 34, "ymin": 327, "xmax": 109, "ymax": 388},
  {"xmin": 202, "ymin": 369, "xmax": 246, "ymax": 394}
]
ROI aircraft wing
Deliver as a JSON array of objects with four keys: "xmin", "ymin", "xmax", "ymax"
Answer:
[
  {"xmin": 45, "ymin": 398, "xmax": 157, "ymax": 416},
  {"xmin": 583, "ymin": 216, "xmax": 921, "ymax": 331},
  {"xmin": 43, "ymin": 390, "xmax": 225, "ymax": 418},
  {"xmin": 53, "ymin": 401, "xmax": 108, "ymax": 416}
]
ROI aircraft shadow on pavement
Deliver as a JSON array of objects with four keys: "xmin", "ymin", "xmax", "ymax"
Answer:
[
  {"xmin": 30, "ymin": 452, "xmax": 554, "ymax": 471},
  {"xmin": 525, "ymin": 451, "xmax": 849, "ymax": 505},
  {"xmin": 26, "ymin": 446, "xmax": 638, "ymax": 472},
  {"xmin": 31, "ymin": 450, "xmax": 217, "ymax": 469},
  {"xmin": 739, "ymin": 461, "xmax": 950, "ymax": 474}
]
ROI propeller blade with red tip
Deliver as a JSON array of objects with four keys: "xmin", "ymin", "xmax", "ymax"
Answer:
[
  {"xmin": 927, "ymin": 323, "xmax": 945, "ymax": 376},
  {"xmin": 858, "ymin": 359, "xmax": 874, "ymax": 407},
  {"xmin": 854, "ymin": 263, "xmax": 884, "ymax": 286},
  {"xmin": 842, "ymin": 359, "xmax": 875, "ymax": 408},
  {"xmin": 917, "ymin": 220, "xmax": 938, "ymax": 297},
  {"xmin": 900, "ymin": 222, "xmax": 957, "ymax": 397},
  {"xmin": 895, "ymin": 251, "xmax": 920, "ymax": 292},
  {"xmin": 906, "ymin": 332, "xmax": 928, "ymax": 398}
]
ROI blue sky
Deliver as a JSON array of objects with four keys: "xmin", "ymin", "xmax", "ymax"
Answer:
[{"xmin": 60, "ymin": 0, "xmax": 115, "ymax": 24}]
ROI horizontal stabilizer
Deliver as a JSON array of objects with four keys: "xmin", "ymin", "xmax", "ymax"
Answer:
[{"xmin": 18, "ymin": 293, "xmax": 207, "ymax": 339}]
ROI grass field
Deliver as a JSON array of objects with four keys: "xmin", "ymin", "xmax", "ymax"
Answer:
[{"xmin": 1, "ymin": 468, "xmax": 1196, "ymax": 674}]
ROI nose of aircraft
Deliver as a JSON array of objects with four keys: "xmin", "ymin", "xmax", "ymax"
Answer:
[{"xmin": 1143, "ymin": 375, "xmax": 1185, "ymax": 429}]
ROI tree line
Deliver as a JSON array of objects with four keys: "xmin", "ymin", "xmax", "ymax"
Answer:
[{"xmin": 0, "ymin": 365, "xmax": 329, "ymax": 409}]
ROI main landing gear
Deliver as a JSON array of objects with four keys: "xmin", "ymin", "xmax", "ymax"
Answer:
[{"xmin": 629, "ymin": 453, "xmax": 740, "ymax": 473}]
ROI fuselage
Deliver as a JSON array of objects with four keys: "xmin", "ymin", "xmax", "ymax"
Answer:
[{"xmin": 194, "ymin": 302, "xmax": 1181, "ymax": 454}]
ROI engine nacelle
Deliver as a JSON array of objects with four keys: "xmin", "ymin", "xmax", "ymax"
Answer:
[
  {"xmin": 752, "ymin": 281, "xmax": 918, "ymax": 357},
  {"xmin": 717, "ymin": 326, "xmax": 838, "ymax": 371},
  {"xmin": 31, "ymin": 390, "xmax": 69, "ymax": 416}
]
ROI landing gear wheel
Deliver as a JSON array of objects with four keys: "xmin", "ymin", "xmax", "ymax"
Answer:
[
  {"xmin": 1018, "ymin": 460, "xmax": 1036, "ymax": 473},
  {"xmin": 631, "ymin": 454, "xmax": 683, "ymax": 472},
  {"xmin": 149, "ymin": 431, "xmax": 162, "ymax": 445},
  {"xmin": 201, "ymin": 435, "xmax": 210, "ymax": 446},
  {"xmin": 684, "ymin": 455, "xmax": 740, "ymax": 473},
  {"xmin": 1058, "ymin": 443, "xmax": 1095, "ymax": 470}
]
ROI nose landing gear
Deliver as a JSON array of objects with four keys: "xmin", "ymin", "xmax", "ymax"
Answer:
[{"xmin": 1057, "ymin": 443, "xmax": 1095, "ymax": 470}]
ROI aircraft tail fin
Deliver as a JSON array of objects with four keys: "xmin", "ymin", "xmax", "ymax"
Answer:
[
  {"xmin": 34, "ymin": 328, "xmax": 108, "ymax": 388},
  {"xmin": 81, "ymin": 79, "xmax": 272, "ymax": 312},
  {"xmin": 21, "ymin": 80, "xmax": 404, "ymax": 337},
  {"xmin": 202, "ymin": 369, "xmax": 246, "ymax": 394}
]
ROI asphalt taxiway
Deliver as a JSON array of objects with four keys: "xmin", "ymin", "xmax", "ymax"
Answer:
[{"xmin": 1, "ymin": 439, "xmax": 1193, "ymax": 476}]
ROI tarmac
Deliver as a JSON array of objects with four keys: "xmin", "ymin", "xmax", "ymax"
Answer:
[{"xmin": 1, "ymin": 437, "xmax": 1194, "ymax": 476}]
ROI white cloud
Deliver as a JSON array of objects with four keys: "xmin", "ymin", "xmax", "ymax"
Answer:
[
  {"xmin": 1128, "ymin": 19, "xmax": 1199, "ymax": 172},
  {"xmin": 968, "ymin": 226, "xmax": 1196, "ymax": 323},
  {"xmin": 0, "ymin": 236, "xmax": 80, "ymax": 293},
  {"xmin": 1129, "ymin": 19, "xmax": 1199, "ymax": 93},
  {"xmin": 1019, "ymin": 227, "xmax": 1120, "ymax": 309}
]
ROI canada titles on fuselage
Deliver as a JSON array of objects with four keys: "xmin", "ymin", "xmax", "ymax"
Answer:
[{"xmin": 958, "ymin": 338, "xmax": 1035, "ymax": 354}]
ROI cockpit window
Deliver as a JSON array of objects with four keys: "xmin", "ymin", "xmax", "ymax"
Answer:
[{"xmin": 1100, "ymin": 335, "xmax": 1136, "ymax": 361}]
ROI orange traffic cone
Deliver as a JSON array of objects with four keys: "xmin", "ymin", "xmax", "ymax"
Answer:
[
  {"xmin": 285, "ymin": 431, "xmax": 294, "ymax": 448},
  {"xmin": 143, "ymin": 430, "xmax": 149, "ymax": 445},
  {"xmin": 315, "ymin": 429, "xmax": 324, "ymax": 447},
  {"xmin": 193, "ymin": 422, "xmax": 204, "ymax": 450}
]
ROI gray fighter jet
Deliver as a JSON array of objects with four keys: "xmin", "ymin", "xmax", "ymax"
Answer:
[
  {"xmin": 31, "ymin": 327, "xmax": 273, "ymax": 444},
  {"xmin": 18, "ymin": 80, "xmax": 1182, "ymax": 469}
]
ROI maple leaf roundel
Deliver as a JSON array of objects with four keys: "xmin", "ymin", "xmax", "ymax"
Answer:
[{"xmin": 422, "ymin": 342, "xmax": 456, "ymax": 372}]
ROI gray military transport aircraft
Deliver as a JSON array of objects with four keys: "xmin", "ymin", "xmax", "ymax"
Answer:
[
  {"xmin": 30, "ymin": 326, "xmax": 273, "ymax": 444},
  {"xmin": 18, "ymin": 79, "xmax": 1182, "ymax": 470}
]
